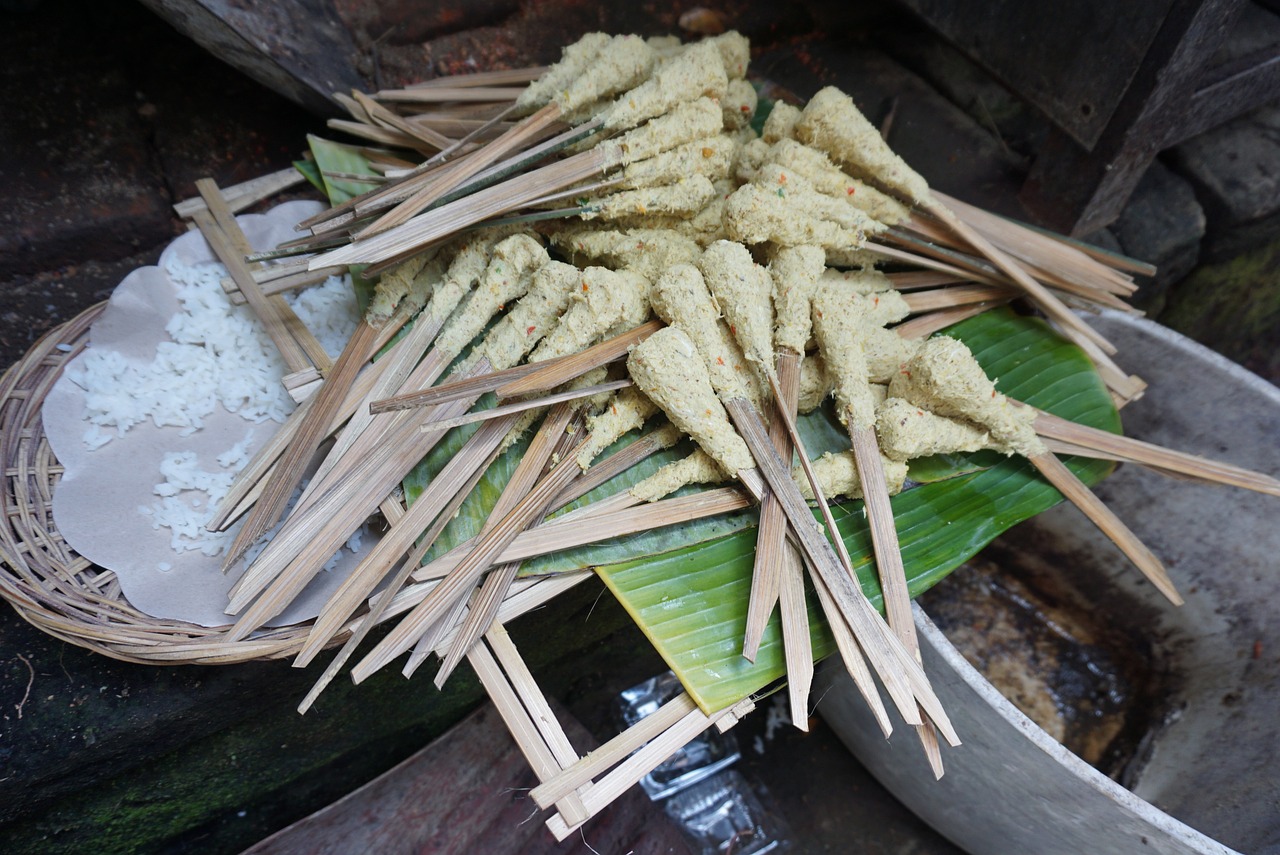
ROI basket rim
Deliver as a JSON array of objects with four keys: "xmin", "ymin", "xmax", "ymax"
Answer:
[{"xmin": 0, "ymin": 303, "xmax": 332, "ymax": 665}]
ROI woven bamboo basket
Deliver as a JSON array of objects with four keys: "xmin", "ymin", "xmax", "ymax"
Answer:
[{"xmin": 0, "ymin": 304, "xmax": 331, "ymax": 665}]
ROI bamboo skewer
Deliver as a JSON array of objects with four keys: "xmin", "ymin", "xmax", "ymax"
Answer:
[
  {"xmin": 433, "ymin": 405, "xmax": 585, "ymax": 684},
  {"xmin": 765, "ymin": 355, "xmax": 814, "ymax": 729},
  {"xmin": 1028, "ymin": 452, "xmax": 1183, "ymax": 605},
  {"xmin": 1031, "ymin": 410, "xmax": 1280, "ymax": 496},
  {"xmin": 414, "ymin": 378, "xmax": 630, "ymax": 432},
  {"xmin": 351, "ymin": 434, "xmax": 587, "ymax": 681},
  {"xmin": 292, "ymin": 411, "xmax": 517, "ymax": 666},
  {"xmin": 295, "ymin": 435, "xmax": 497, "ymax": 710},
  {"xmin": 221, "ymin": 319, "xmax": 379, "ymax": 569},
  {"xmin": 402, "ymin": 65, "xmax": 548, "ymax": 89}
]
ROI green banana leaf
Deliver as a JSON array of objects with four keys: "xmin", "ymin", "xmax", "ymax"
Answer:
[{"xmin": 304, "ymin": 135, "xmax": 380, "ymax": 205}]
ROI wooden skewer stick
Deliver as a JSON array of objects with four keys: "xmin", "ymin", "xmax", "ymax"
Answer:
[
  {"xmin": 1029, "ymin": 453, "xmax": 1183, "ymax": 604},
  {"xmin": 292, "ymin": 410, "xmax": 517, "ymax": 666},
  {"xmin": 495, "ymin": 320, "xmax": 663, "ymax": 398},
  {"xmin": 359, "ymin": 103, "xmax": 564, "ymax": 238},
  {"xmin": 893, "ymin": 336, "xmax": 1181, "ymax": 606},
  {"xmin": 762, "ymin": 355, "xmax": 814, "ymax": 730},
  {"xmin": 296, "ymin": 434, "xmax": 497, "ymax": 709},
  {"xmin": 403, "ymin": 65, "xmax": 548, "ymax": 89},
  {"xmin": 375, "ymin": 86, "xmax": 527, "ymax": 103},
  {"xmin": 415, "ymin": 378, "xmax": 630, "ymax": 432},
  {"xmin": 1031, "ymin": 409, "xmax": 1280, "ymax": 496},
  {"xmin": 351, "ymin": 435, "xmax": 588, "ymax": 681},
  {"xmin": 433, "ymin": 404, "xmax": 586, "ymax": 684}
]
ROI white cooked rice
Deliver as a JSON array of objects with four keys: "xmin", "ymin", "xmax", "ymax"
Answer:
[{"xmin": 71, "ymin": 252, "xmax": 364, "ymax": 559}]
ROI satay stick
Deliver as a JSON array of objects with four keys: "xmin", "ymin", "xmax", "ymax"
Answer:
[
  {"xmin": 433, "ymin": 403, "xmax": 584, "ymax": 684},
  {"xmin": 359, "ymin": 103, "xmax": 564, "ymax": 238},
  {"xmin": 311, "ymin": 94, "xmax": 727, "ymax": 268},
  {"xmin": 495, "ymin": 320, "xmax": 662, "ymax": 398},
  {"xmin": 1027, "ymin": 452, "xmax": 1182, "ymax": 604},
  {"xmin": 350, "ymin": 264, "xmax": 653, "ymax": 676},
  {"xmin": 296, "ymin": 435, "xmax": 497, "ymax": 710},
  {"xmin": 231, "ymin": 245, "xmax": 573, "ymax": 635},
  {"xmin": 410, "ymin": 378, "xmax": 630, "ymax": 432},
  {"xmin": 292, "ymin": 410, "xmax": 517, "ymax": 666},
  {"xmin": 400, "ymin": 65, "xmax": 549, "ymax": 89},
  {"xmin": 1031, "ymin": 409, "xmax": 1280, "ymax": 496},
  {"xmin": 351, "ymin": 434, "xmax": 587, "ymax": 681},
  {"xmin": 793, "ymin": 87, "xmax": 1123, "ymax": 377},
  {"xmin": 767, "ymin": 354, "xmax": 814, "ymax": 729}
]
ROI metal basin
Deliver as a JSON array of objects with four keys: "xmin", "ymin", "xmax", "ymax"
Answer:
[{"xmin": 819, "ymin": 312, "xmax": 1280, "ymax": 855}]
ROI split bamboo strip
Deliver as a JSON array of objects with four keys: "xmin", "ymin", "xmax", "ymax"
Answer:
[
  {"xmin": 806, "ymin": 565, "xmax": 893, "ymax": 737},
  {"xmin": 741, "ymin": 381, "xmax": 791, "ymax": 661},
  {"xmin": 757, "ymin": 354, "xmax": 813, "ymax": 729},
  {"xmin": 404, "ymin": 65, "xmax": 548, "ymax": 89},
  {"xmin": 191, "ymin": 205, "xmax": 312, "ymax": 376},
  {"xmin": 352, "ymin": 443, "xmax": 585, "ymax": 680},
  {"xmin": 924, "ymin": 197, "xmax": 1117, "ymax": 356},
  {"xmin": 893, "ymin": 303, "xmax": 1007, "ymax": 341},
  {"xmin": 1028, "ymin": 452, "xmax": 1183, "ymax": 605},
  {"xmin": 886, "ymin": 270, "xmax": 969, "ymax": 290},
  {"xmin": 530, "ymin": 693, "xmax": 697, "ymax": 808},
  {"xmin": 351, "ymin": 91, "xmax": 456, "ymax": 154},
  {"xmin": 851, "ymin": 424, "xmax": 945, "ymax": 777},
  {"xmin": 407, "ymin": 488, "xmax": 749, "ymax": 585},
  {"xmin": 376, "ymin": 86, "xmax": 527, "ymax": 103},
  {"xmin": 419, "ymin": 378, "xmax": 630, "ymax": 432},
  {"xmin": 360, "ymin": 104, "xmax": 562, "ymax": 237},
  {"xmin": 173, "ymin": 167, "xmax": 305, "ymax": 218},
  {"xmin": 934, "ymin": 191, "xmax": 1149, "ymax": 289},
  {"xmin": 901, "ymin": 284, "xmax": 1017, "ymax": 314},
  {"xmin": 312, "ymin": 149, "xmax": 606, "ymax": 269},
  {"xmin": 434, "ymin": 403, "xmax": 581, "ymax": 683},
  {"xmin": 295, "ymin": 439, "xmax": 495, "ymax": 709},
  {"xmin": 208, "ymin": 340, "xmax": 401, "ymax": 532},
  {"xmin": 728, "ymin": 407, "xmax": 957, "ymax": 745},
  {"xmin": 1032, "ymin": 409, "xmax": 1280, "ymax": 496},
  {"xmin": 466, "ymin": 640, "xmax": 590, "ymax": 827},
  {"xmin": 292, "ymin": 413, "xmax": 515, "ymax": 667},
  {"xmin": 223, "ymin": 389, "xmax": 477, "ymax": 624},
  {"xmin": 494, "ymin": 320, "xmax": 662, "ymax": 398},
  {"xmin": 221, "ymin": 319, "xmax": 380, "ymax": 569},
  {"xmin": 369, "ymin": 358, "xmax": 547, "ymax": 412},
  {"xmin": 864, "ymin": 241, "xmax": 1004, "ymax": 287},
  {"xmin": 542, "ymin": 698, "xmax": 757, "ymax": 841},
  {"xmin": 485, "ymin": 623, "xmax": 587, "ymax": 788},
  {"xmin": 902, "ymin": 213, "xmax": 1139, "ymax": 300}
]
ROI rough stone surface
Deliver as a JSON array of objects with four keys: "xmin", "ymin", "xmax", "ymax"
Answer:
[
  {"xmin": 1160, "ymin": 235, "xmax": 1280, "ymax": 384},
  {"xmin": 1109, "ymin": 160, "xmax": 1206, "ymax": 315},
  {"xmin": 1169, "ymin": 104, "xmax": 1280, "ymax": 262}
]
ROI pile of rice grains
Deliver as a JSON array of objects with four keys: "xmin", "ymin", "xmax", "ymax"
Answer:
[{"xmin": 75, "ymin": 29, "xmax": 1280, "ymax": 837}]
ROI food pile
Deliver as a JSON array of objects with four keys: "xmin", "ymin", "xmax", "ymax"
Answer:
[{"xmin": 61, "ymin": 28, "xmax": 1280, "ymax": 839}]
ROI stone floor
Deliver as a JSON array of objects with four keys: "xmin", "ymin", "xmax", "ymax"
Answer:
[{"xmin": 1, "ymin": 1, "xmax": 1277, "ymax": 853}]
